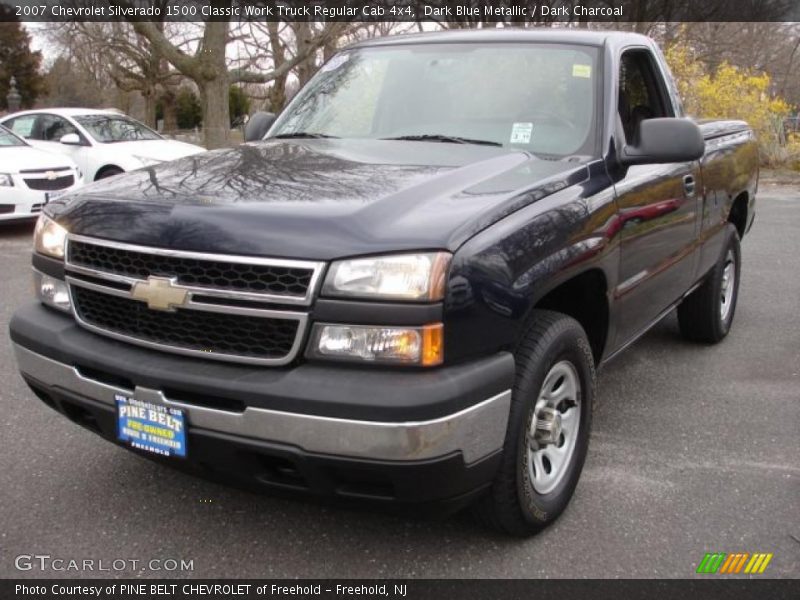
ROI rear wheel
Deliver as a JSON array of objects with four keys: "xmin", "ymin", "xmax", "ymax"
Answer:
[
  {"xmin": 678, "ymin": 224, "xmax": 741, "ymax": 343},
  {"xmin": 475, "ymin": 310, "xmax": 595, "ymax": 536}
]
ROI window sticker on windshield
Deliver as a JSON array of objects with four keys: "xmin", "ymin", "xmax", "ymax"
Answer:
[
  {"xmin": 510, "ymin": 122, "xmax": 533, "ymax": 144},
  {"xmin": 572, "ymin": 64, "xmax": 592, "ymax": 78},
  {"xmin": 321, "ymin": 53, "xmax": 350, "ymax": 72}
]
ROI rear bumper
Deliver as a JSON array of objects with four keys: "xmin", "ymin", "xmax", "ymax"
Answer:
[{"xmin": 10, "ymin": 303, "xmax": 515, "ymax": 504}]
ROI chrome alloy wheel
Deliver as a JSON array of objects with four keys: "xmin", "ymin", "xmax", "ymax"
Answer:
[
  {"xmin": 527, "ymin": 360, "xmax": 581, "ymax": 495},
  {"xmin": 720, "ymin": 249, "xmax": 736, "ymax": 322}
]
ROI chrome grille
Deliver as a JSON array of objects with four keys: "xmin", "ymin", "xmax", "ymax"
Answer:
[
  {"xmin": 64, "ymin": 235, "xmax": 324, "ymax": 365},
  {"xmin": 68, "ymin": 239, "xmax": 315, "ymax": 299},
  {"xmin": 72, "ymin": 286, "xmax": 300, "ymax": 361}
]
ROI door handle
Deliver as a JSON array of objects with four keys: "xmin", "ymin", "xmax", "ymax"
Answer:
[{"xmin": 683, "ymin": 175, "xmax": 696, "ymax": 197}]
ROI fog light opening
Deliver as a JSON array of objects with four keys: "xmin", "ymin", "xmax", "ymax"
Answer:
[{"xmin": 34, "ymin": 271, "xmax": 71, "ymax": 312}]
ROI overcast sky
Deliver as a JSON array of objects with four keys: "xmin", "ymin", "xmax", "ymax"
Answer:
[{"xmin": 24, "ymin": 23, "xmax": 53, "ymax": 62}]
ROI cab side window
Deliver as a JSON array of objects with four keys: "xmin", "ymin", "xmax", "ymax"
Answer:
[
  {"xmin": 5, "ymin": 115, "xmax": 36, "ymax": 138},
  {"xmin": 618, "ymin": 50, "xmax": 672, "ymax": 143},
  {"xmin": 34, "ymin": 114, "xmax": 79, "ymax": 142}
]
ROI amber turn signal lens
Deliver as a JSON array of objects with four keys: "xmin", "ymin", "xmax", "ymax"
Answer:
[
  {"xmin": 421, "ymin": 323, "xmax": 444, "ymax": 367},
  {"xmin": 308, "ymin": 322, "xmax": 444, "ymax": 366}
]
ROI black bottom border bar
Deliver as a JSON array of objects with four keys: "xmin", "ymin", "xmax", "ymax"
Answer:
[{"xmin": 4, "ymin": 579, "xmax": 800, "ymax": 600}]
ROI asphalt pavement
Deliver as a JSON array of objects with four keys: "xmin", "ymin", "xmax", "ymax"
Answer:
[{"xmin": 1, "ymin": 184, "xmax": 798, "ymax": 579}]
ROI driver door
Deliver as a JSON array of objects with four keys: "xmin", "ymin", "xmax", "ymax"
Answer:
[{"xmin": 613, "ymin": 49, "xmax": 702, "ymax": 346}]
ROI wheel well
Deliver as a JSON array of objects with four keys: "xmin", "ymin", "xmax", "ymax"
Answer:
[
  {"xmin": 534, "ymin": 269, "xmax": 608, "ymax": 365},
  {"xmin": 94, "ymin": 165, "xmax": 123, "ymax": 181},
  {"xmin": 728, "ymin": 193, "xmax": 748, "ymax": 238}
]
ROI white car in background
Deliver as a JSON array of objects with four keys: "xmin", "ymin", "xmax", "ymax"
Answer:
[
  {"xmin": 0, "ymin": 125, "xmax": 82, "ymax": 222},
  {"xmin": 1, "ymin": 108, "xmax": 206, "ymax": 181}
]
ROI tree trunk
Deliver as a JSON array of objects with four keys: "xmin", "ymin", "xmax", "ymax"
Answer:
[
  {"xmin": 267, "ymin": 22, "xmax": 287, "ymax": 113},
  {"xmin": 293, "ymin": 22, "xmax": 318, "ymax": 87},
  {"xmin": 268, "ymin": 76, "xmax": 287, "ymax": 113},
  {"xmin": 322, "ymin": 34, "xmax": 338, "ymax": 62},
  {"xmin": 199, "ymin": 75, "xmax": 229, "ymax": 149},
  {"xmin": 142, "ymin": 87, "xmax": 157, "ymax": 128},
  {"xmin": 197, "ymin": 20, "xmax": 231, "ymax": 149},
  {"xmin": 161, "ymin": 88, "xmax": 178, "ymax": 133}
]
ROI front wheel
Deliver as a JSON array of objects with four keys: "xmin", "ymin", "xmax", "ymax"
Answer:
[
  {"xmin": 475, "ymin": 310, "xmax": 595, "ymax": 536},
  {"xmin": 95, "ymin": 166, "xmax": 124, "ymax": 180}
]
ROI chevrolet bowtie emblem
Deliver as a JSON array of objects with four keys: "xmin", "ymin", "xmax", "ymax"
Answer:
[
  {"xmin": 131, "ymin": 276, "xmax": 189, "ymax": 311},
  {"xmin": 46, "ymin": 171, "xmax": 57, "ymax": 180}
]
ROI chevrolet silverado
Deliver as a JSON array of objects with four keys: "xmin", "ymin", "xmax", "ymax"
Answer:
[{"xmin": 10, "ymin": 30, "xmax": 758, "ymax": 536}]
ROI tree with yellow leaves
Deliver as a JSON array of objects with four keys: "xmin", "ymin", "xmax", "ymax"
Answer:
[{"xmin": 666, "ymin": 45, "xmax": 798, "ymax": 168}]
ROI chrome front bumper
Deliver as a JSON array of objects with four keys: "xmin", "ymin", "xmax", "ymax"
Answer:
[{"xmin": 14, "ymin": 344, "xmax": 511, "ymax": 464}]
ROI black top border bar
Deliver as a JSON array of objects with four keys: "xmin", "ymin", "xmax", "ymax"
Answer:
[{"xmin": 2, "ymin": 0, "xmax": 800, "ymax": 23}]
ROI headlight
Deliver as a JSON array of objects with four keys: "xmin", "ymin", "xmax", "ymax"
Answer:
[
  {"xmin": 34, "ymin": 214, "xmax": 68, "ymax": 259},
  {"xmin": 0, "ymin": 173, "xmax": 13, "ymax": 186},
  {"xmin": 33, "ymin": 270, "xmax": 71, "ymax": 312},
  {"xmin": 322, "ymin": 252, "xmax": 451, "ymax": 301},
  {"xmin": 134, "ymin": 155, "xmax": 163, "ymax": 167},
  {"xmin": 307, "ymin": 323, "xmax": 443, "ymax": 366}
]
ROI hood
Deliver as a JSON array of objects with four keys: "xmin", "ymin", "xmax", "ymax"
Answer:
[
  {"xmin": 104, "ymin": 139, "xmax": 206, "ymax": 161},
  {"xmin": 51, "ymin": 139, "xmax": 589, "ymax": 260},
  {"xmin": 1, "ymin": 145, "xmax": 77, "ymax": 173}
]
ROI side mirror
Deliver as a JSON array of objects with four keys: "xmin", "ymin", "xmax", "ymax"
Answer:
[
  {"xmin": 244, "ymin": 112, "xmax": 276, "ymax": 142},
  {"xmin": 621, "ymin": 118, "xmax": 705, "ymax": 166},
  {"xmin": 59, "ymin": 133, "xmax": 81, "ymax": 146}
]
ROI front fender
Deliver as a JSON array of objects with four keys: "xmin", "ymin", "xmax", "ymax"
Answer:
[{"xmin": 443, "ymin": 180, "xmax": 619, "ymax": 363}]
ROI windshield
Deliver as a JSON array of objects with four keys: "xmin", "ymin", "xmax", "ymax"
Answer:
[
  {"xmin": 74, "ymin": 115, "xmax": 162, "ymax": 143},
  {"xmin": 270, "ymin": 43, "xmax": 600, "ymax": 157},
  {"xmin": 0, "ymin": 125, "xmax": 26, "ymax": 147}
]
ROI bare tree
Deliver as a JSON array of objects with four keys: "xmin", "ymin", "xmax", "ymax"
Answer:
[
  {"xmin": 232, "ymin": 20, "xmax": 360, "ymax": 113},
  {"xmin": 47, "ymin": 21, "xmax": 183, "ymax": 127},
  {"xmin": 131, "ymin": 7, "xmax": 347, "ymax": 149}
]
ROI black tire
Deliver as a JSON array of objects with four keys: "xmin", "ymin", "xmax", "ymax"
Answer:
[
  {"xmin": 474, "ymin": 310, "xmax": 595, "ymax": 536},
  {"xmin": 678, "ymin": 224, "xmax": 741, "ymax": 343},
  {"xmin": 95, "ymin": 166, "xmax": 124, "ymax": 180}
]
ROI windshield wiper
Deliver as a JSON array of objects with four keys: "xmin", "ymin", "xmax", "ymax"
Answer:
[
  {"xmin": 380, "ymin": 134, "xmax": 501, "ymax": 147},
  {"xmin": 271, "ymin": 132, "xmax": 339, "ymax": 139}
]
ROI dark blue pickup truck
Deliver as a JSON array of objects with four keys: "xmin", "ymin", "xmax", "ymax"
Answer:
[{"xmin": 10, "ymin": 29, "xmax": 757, "ymax": 536}]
